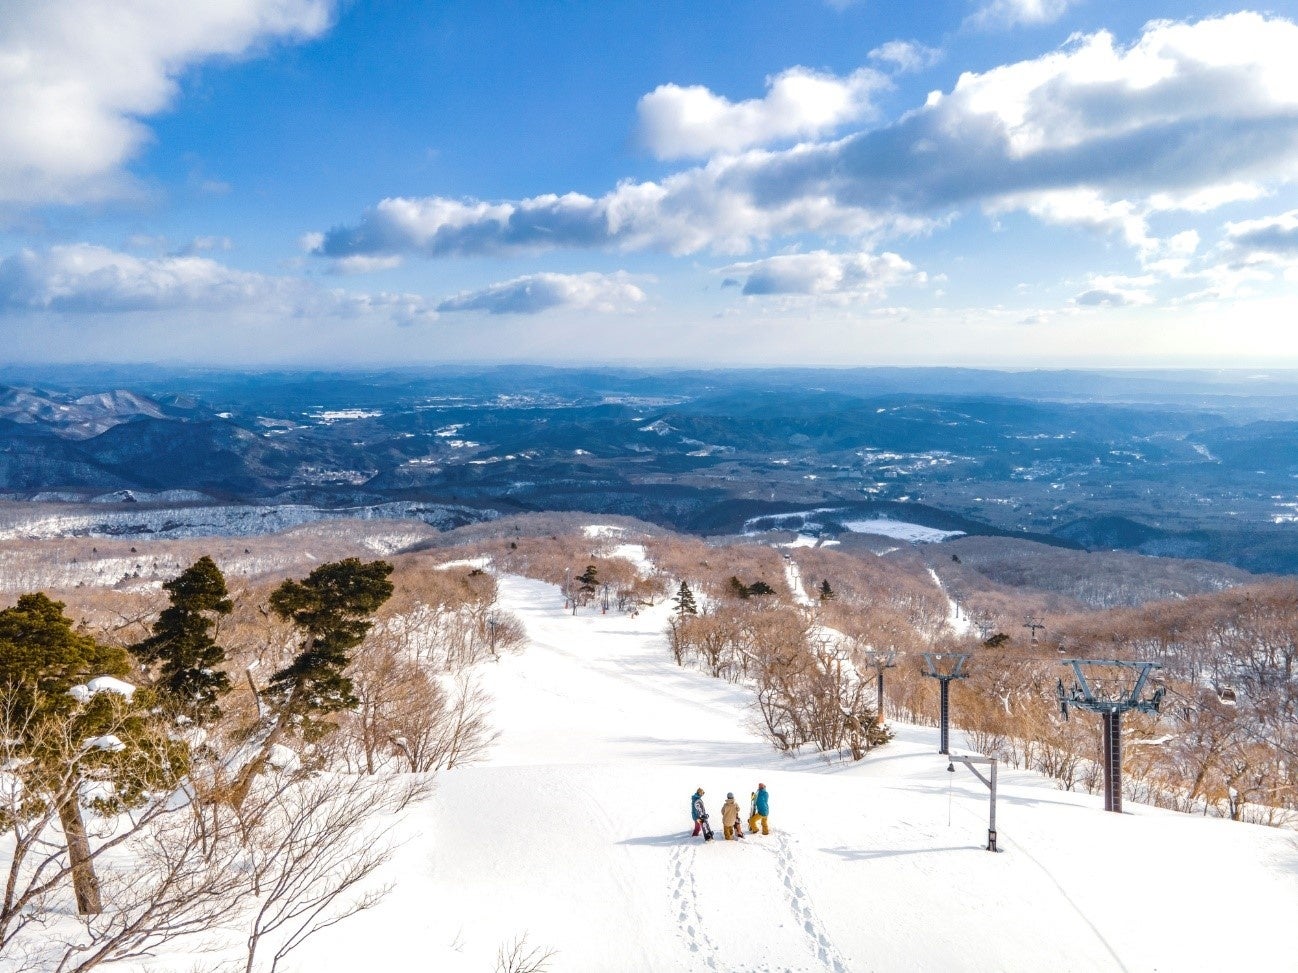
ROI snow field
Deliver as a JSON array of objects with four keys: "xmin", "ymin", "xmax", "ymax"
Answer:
[{"xmin": 281, "ymin": 569, "xmax": 1298, "ymax": 973}]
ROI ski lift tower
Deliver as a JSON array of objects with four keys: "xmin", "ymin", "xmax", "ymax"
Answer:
[
  {"xmin": 1023, "ymin": 614, "xmax": 1045, "ymax": 646},
  {"xmin": 1057, "ymin": 659, "xmax": 1165, "ymax": 813},
  {"xmin": 861, "ymin": 648, "xmax": 898, "ymax": 725},
  {"xmin": 922, "ymin": 652, "xmax": 970, "ymax": 755}
]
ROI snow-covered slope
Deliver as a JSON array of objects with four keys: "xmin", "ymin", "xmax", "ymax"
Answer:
[{"xmin": 278, "ymin": 569, "xmax": 1298, "ymax": 973}]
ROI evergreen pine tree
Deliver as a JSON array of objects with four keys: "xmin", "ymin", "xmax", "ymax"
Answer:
[
  {"xmin": 131, "ymin": 555, "xmax": 233, "ymax": 723},
  {"xmin": 0, "ymin": 593, "xmax": 186, "ymax": 914},
  {"xmin": 266, "ymin": 557, "xmax": 395, "ymax": 740},
  {"xmin": 672, "ymin": 580, "xmax": 698, "ymax": 616},
  {"xmin": 729, "ymin": 575, "xmax": 750, "ymax": 599},
  {"xmin": 819, "ymin": 579, "xmax": 835, "ymax": 601},
  {"xmin": 746, "ymin": 580, "xmax": 775, "ymax": 597},
  {"xmin": 577, "ymin": 563, "xmax": 599, "ymax": 595}
]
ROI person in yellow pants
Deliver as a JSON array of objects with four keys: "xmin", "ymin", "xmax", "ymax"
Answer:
[
  {"xmin": 748, "ymin": 782, "xmax": 770, "ymax": 835},
  {"xmin": 721, "ymin": 792, "xmax": 743, "ymax": 839}
]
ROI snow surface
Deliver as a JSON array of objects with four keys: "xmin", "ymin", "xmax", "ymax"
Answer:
[
  {"xmin": 928, "ymin": 568, "xmax": 974, "ymax": 637},
  {"xmin": 279, "ymin": 571, "xmax": 1298, "ymax": 973},
  {"xmin": 45, "ymin": 563, "xmax": 1298, "ymax": 973},
  {"xmin": 841, "ymin": 519, "xmax": 965, "ymax": 543},
  {"xmin": 68, "ymin": 676, "xmax": 136, "ymax": 703}
]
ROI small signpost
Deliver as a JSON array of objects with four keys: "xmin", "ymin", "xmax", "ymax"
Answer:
[{"xmin": 947, "ymin": 754, "xmax": 1000, "ymax": 852}]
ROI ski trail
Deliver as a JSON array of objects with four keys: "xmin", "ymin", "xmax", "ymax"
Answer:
[
  {"xmin": 669, "ymin": 842, "xmax": 721, "ymax": 970},
  {"xmin": 784, "ymin": 558, "xmax": 816, "ymax": 608},
  {"xmin": 773, "ymin": 832, "xmax": 850, "ymax": 973},
  {"xmin": 927, "ymin": 567, "xmax": 973, "ymax": 637}
]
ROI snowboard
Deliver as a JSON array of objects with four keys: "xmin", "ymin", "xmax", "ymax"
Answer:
[{"xmin": 701, "ymin": 816, "xmax": 714, "ymax": 841}]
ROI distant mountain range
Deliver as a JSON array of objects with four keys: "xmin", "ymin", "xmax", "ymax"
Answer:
[{"xmin": 2, "ymin": 366, "xmax": 1297, "ymax": 572}]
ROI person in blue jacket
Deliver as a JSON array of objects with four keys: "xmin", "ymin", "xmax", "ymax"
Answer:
[
  {"xmin": 748, "ymin": 782, "xmax": 770, "ymax": 835},
  {"xmin": 690, "ymin": 787, "xmax": 712, "ymax": 839}
]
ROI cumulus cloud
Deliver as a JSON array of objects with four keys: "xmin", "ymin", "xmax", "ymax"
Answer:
[
  {"xmin": 967, "ymin": 0, "xmax": 1076, "ymax": 30},
  {"xmin": 636, "ymin": 67, "xmax": 886, "ymax": 160},
  {"xmin": 0, "ymin": 0, "xmax": 334, "ymax": 206},
  {"xmin": 719, "ymin": 250, "xmax": 924, "ymax": 298},
  {"xmin": 314, "ymin": 14, "xmax": 1298, "ymax": 265},
  {"xmin": 1073, "ymin": 274, "xmax": 1155, "ymax": 307},
  {"xmin": 0, "ymin": 244, "xmax": 434, "ymax": 324},
  {"xmin": 436, "ymin": 272, "xmax": 646, "ymax": 315},
  {"xmin": 1225, "ymin": 210, "xmax": 1298, "ymax": 256},
  {"xmin": 868, "ymin": 41, "xmax": 942, "ymax": 74}
]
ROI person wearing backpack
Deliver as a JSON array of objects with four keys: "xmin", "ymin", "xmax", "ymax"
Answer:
[
  {"xmin": 691, "ymin": 787, "xmax": 713, "ymax": 840},
  {"xmin": 748, "ymin": 783, "xmax": 770, "ymax": 835},
  {"xmin": 721, "ymin": 792, "xmax": 745, "ymax": 840}
]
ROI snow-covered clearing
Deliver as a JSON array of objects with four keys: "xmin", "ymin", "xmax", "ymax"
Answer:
[
  {"xmin": 841, "ymin": 519, "xmax": 965, "ymax": 543},
  {"xmin": 278, "ymin": 571, "xmax": 1298, "ymax": 973},
  {"xmin": 38, "ymin": 565, "xmax": 1298, "ymax": 972}
]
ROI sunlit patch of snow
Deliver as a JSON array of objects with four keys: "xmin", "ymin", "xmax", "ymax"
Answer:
[
  {"xmin": 311, "ymin": 409, "xmax": 383, "ymax": 422},
  {"xmin": 776, "ymin": 534, "xmax": 819, "ymax": 549},
  {"xmin": 267, "ymin": 744, "xmax": 301, "ymax": 772},
  {"xmin": 841, "ymin": 519, "xmax": 964, "ymax": 543},
  {"xmin": 435, "ymin": 557, "xmax": 491, "ymax": 572},
  {"xmin": 84, "ymin": 735, "xmax": 125, "ymax": 753},
  {"xmin": 583, "ymin": 525, "xmax": 625, "ymax": 539},
  {"xmin": 70, "ymin": 676, "xmax": 136, "ymax": 703},
  {"xmin": 609, "ymin": 543, "xmax": 651, "ymax": 574}
]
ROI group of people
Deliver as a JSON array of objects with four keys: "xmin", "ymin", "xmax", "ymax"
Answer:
[{"xmin": 690, "ymin": 783, "xmax": 770, "ymax": 841}]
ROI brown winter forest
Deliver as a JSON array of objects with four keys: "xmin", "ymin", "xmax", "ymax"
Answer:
[{"xmin": 6, "ymin": 514, "xmax": 1297, "ymax": 827}]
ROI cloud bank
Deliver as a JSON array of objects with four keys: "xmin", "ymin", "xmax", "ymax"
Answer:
[
  {"xmin": 636, "ymin": 67, "xmax": 886, "ymax": 159},
  {"xmin": 720, "ymin": 251, "xmax": 924, "ymax": 298},
  {"xmin": 436, "ymin": 272, "xmax": 646, "ymax": 315},
  {"xmin": 0, "ymin": 0, "xmax": 334, "ymax": 206},
  {"xmin": 314, "ymin": 14, "xmax": 1298, "ymax": 266},
  {"xmin": 0, "ymin": 244, "xmax": 434, "ymax": 324}
]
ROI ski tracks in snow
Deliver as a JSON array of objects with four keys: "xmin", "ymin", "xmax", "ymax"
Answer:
[
  {"xmin": 774, "ymin": 832, "xmax": 850, "ymax": 973},
  {"xmin": 669, "ymin": 842, "xmax": 721, "ymax": 970}
]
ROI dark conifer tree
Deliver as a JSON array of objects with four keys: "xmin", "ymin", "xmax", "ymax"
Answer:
[
  {"xmin": 673, "ymin": 580, "xmax": 698, "ymax": 616},
  {"xmin": 131, "ymin": 555, "xmax": 233, "ymax": 723},
  {"xmin": 0, "ymin": 594, "xmax": 185, "ymax": 914},
  {"xmin": 820, "ymin": 579, "xmax": 835, "ymax": 601},
  {"xmin": 266, "ymin": 558, "xmax": 395, "ymax": 740}
]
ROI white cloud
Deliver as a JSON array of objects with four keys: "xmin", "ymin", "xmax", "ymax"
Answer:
[
  {"xmin": 719, "ymin": 250, "xmax": 924, "ymax": 299},
  {"xmin": 0, "ymin": 0, "xmax": 334, "ymax": 206},
  {"xmin": 1224, "ymin": 210, "xmax": 1298, "ymax": 257},
  {"xmin": 316, "ymin": 14, "xmax": 1298, "ymax": 265},
  {"xmin": 868, "ymin": 41, "xmax": 942, "ymax": 74},
  {"xmin": 967, "ymin": 0, "xmax": 1076, "ymax": 30},
  {"xmin": 1073, "ymin": 274, "xmax": 1156, "ymax": 307},
  {"xmin": 436, "ymin": 272, "xmax": 646, "ymax": 315},
  {"xmin": 0, "ymin": 244, "xmax": 434, "ymax": 324},
  {"xmin": 636, "ymin": 67, "xmax": 886, "ymax": 160}
]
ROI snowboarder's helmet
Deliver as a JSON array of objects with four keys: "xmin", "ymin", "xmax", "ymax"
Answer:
[{"xmin": 758, "ymin": 783, "xmax": 765, "ymax": 789}]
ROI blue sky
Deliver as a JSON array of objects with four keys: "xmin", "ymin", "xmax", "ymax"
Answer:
[{"xmin": 2, "ymin": 0, "xmax": 1297, "ymax": 368}]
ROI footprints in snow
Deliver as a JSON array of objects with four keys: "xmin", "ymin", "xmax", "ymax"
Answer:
[
  {"xmin": 668, "ymin": 833, "xmax": 849, "ymax": 973},
  {"xmin": 670, "ymin": 842, "xmax": 720, "ymax": 970},
  {"xmin": 773, "ymin": 832, "xmax": 850, "ymax": 973}
]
